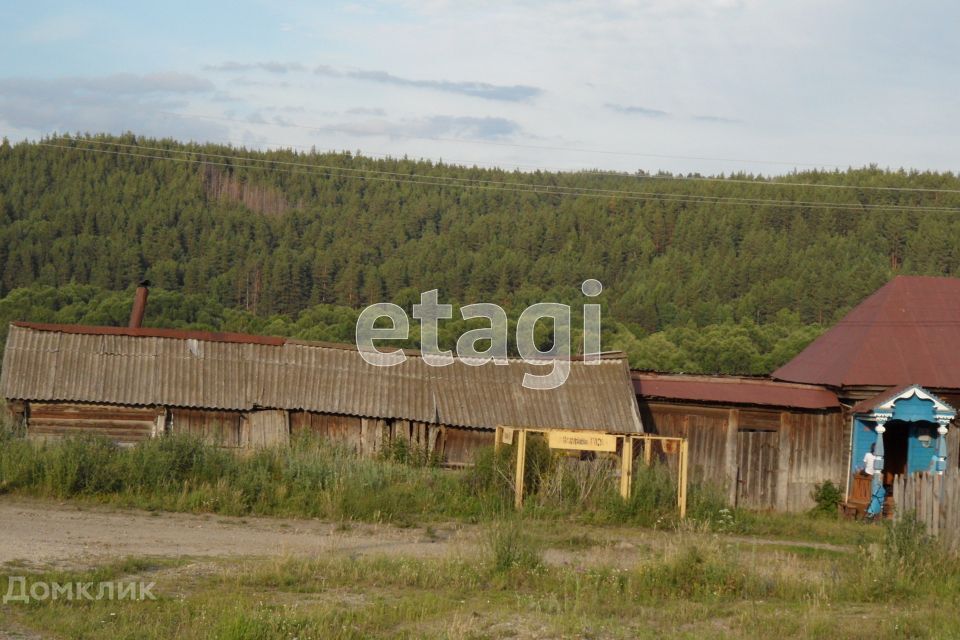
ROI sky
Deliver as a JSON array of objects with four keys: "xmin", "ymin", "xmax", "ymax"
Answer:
[{"xmin": 1, "ymin": 0, "xmax": 958, "ymax": 176}]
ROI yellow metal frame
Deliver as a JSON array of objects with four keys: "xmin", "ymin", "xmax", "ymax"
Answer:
[{"xmin": 494, "ymin": 427, "xmax": 688, "ymax": 518}]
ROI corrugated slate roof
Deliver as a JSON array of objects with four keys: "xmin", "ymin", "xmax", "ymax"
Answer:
[
  {"xmin": 1, "ymin": 323, "xmax": 642, "ymax": 433},
  {"xmin": 773, "ymin": 276, "xmax": 960, "ymax": 389},
  {"xmin": 632, "ymin": 372, "xmax": 840, "ymax": 410}
]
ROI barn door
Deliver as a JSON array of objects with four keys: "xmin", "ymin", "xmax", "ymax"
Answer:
[
  {"xmin": 241, "ymin": 410, "xmax": 290, "ymax": 449},
  {"xmin": 736, "ymin": 430, "xmax": 779, "ymax": 509}
]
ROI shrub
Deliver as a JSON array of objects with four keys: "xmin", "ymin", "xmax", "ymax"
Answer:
[{"xmin": 810, "ymin": 480, "xmax": 842, "ymax": 517}]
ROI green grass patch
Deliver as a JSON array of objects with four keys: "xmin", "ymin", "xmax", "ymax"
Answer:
[
  {"xmin": 4, "ymin": 527, "xmax": 960, "ymax": 640},
  {"xmin": 0, "ymin": 428, "xmax": 892, "ymax": 550}
]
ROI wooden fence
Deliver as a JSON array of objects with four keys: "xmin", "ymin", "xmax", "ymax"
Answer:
[{"xmin": 892, "ymin": 472, "xmax": 960, "ymax": 551}]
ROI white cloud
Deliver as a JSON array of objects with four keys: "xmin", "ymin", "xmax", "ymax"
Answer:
[
  {"xmin": 207, "ymin": 60, "xmax": 543, "ymax": 102},
  {"xmin": 314, "ymin": 66, "xmax": 542, "ymax": 102},
  {"xmin": 4, "ymin": 1, "xmax": 959, "ymax": 174}
]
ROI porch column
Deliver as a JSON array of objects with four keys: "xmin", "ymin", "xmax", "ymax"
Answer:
[
  {"xmin": 936, "ymin": 415, "xmax": 951, "ymax": 475},
  {"xmin": 869, "ymin": 412, "xmax": 892, "ymax": 515},
  {"xmin": 872, "ymin": 411, "xmax": 891, "ymax": 476}
]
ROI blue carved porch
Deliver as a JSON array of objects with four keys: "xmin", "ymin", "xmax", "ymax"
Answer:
[{"xmin": 845, "ymin": 385, "xmax": 955, "ymax": 518}]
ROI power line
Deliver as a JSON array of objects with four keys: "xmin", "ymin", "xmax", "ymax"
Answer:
[
  {"xmin": 156, "ymin": 110, "xmax": 844, "ymax": 168},
  {"xmin": 40, "ymin": 140, "xmax": 960, "ymax": 214},
  {"xmin": 150, "ymin": 110, "xmax": 960, "ymax": 195},
  {"xmin": 45, "ymin": 137, "xmax": 960, "ymax": 214}
]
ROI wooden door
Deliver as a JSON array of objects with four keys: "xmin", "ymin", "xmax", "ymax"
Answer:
[
  {"xmin": 736, "ymin": 430, "xmax": 779, "ymax": 510},
  {"xmin": 241, "ymin": 410, "xmax": 290, "ymax": 449}
]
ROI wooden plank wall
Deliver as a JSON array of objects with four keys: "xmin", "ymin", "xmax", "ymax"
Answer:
[
  {"xmin": 639, "ymin": 400, "xmax": 847, "ymax": 512},
  {"xmin": 170, "ymin": 408, "xmax": 243, "ymax": 447},
  {"xmin": 242, "ymin": 410, "xmax": 290, "ymax": 448},
  {"xmin": 290, "ymin": 411, "xmax": 363, "ymax": 452},
  {"xmin": 289, "ymin": 410, "xmax": 463, "ymax": 462},
  {"xmin": 391, "ymin": 419, "xmax": 443, "ymax": 456},
  {"xmin": 893, "ymin": 470, "xmax": 960, "ymax": 552},
  {"xmin": 289, "ymin": 412, "xmax": 392, "ymax": 457},
  {"xmin": 638, "ymin": 402, "xmax": 729, "ymax": 486},
  {"xmin": 440, "ymin": 428, "xmax": 493, "ymax": 465},
  {"xmin": 27, "ymin": 402, "xmax": 160, "ymax": 445},
  {"xmin": 783, "ymin": 411, "xmax": 849, "ymax": 512}
]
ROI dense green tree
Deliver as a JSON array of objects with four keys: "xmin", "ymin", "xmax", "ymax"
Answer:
[{"xmin": 2, "ymin": 134, "xmax": 959, "ymax": 374}]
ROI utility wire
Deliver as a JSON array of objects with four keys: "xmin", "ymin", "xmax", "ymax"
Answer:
[
  {"xmin": 45, "ymin": 138, "xmax": 960, "ymax": 214},
  {"xmin": 154, "ymin": 109, "xmax": 960, "ymax": 194},
  {"xmin": 156, "ymin": 110, "xmax": 843, "ymax": 168},
  {"xmin": 68, "ymin": 110, "xmax": 960, "ymax": 195},
  {"xmin": 124, "ymin": 120, "xmax": 960, "ymax": 195}
]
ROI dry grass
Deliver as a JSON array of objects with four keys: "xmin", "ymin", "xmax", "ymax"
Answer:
[{"xmin": 1, "ymin": 516, "xmax": 957, "ymax": 639}]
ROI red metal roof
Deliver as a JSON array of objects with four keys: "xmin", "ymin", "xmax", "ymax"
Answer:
[
  {"xmin": 632, "ymin": 372, "xmax": 840, "ymax": 409},
  {"xmin": 772, "ymin": 276, "xmax": 960, "ymax": 389}
]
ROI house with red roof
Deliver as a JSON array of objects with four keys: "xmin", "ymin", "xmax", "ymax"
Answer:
[
  {"xmin": 772, "ymin": 276, "xmax": 959, "ymax": 516},
  {"xmin": 635, "ymin": 276, "xmax": 960, "ymax": 513}
]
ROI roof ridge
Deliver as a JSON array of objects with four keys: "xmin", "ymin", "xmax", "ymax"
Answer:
[{"xmin": 10, "ymin": 322, "xmax": 630, "ymax": 364}]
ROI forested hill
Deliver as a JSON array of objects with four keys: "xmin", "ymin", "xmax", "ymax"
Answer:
[{"xmin": 2, "ymin": 134, "xmax": 960, "ymax": 374}]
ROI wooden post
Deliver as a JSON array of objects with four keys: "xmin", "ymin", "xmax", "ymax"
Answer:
[
  {"xmin": 776, "ymin": 411, "xmax": 792, "ymax": 511},
  {"xmin": 678, "ymin": 438, "xmax": 689, "ymax": 519},
  {"xmin": 643, "ymin": 435, "xmax": 653, "ymax": 466},
  {"xmin": 620, "ymin": 436, "xmax": 633, "ymax": 499},
  {"xmin": 514, "ymin": 429, "xmax": 527, "ymax": 509},
  {"xmin": 725, "ymin": 409, "xmax": 740, "ymax": 507},
  {"xmin": 494, "ymin": 426, "xmax": 503, "ymax": 453},
  {"xmin": 844, "ymin": 415, "xmax": 856, "ymax": 503}
]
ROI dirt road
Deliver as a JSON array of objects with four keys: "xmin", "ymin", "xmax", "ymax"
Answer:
[
  {"xmin": 0, "ymin": 496, "xmax": 850, "ymax": 573},
  {"xmin": 0, "ymin": 497, "xmax": 468, "ymax": 570}
]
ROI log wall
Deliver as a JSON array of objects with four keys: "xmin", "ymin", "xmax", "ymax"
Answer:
[
  {"xmin": 26, "ymin": 402, "xmax": 160, "ymax": 445},
  {"xmin": 19, "ymin": 401, "xmax": 541, "ymax": 469}
]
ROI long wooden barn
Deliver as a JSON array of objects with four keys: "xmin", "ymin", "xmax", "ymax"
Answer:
[
  {"xmin": 3, "ymin": 275, "xmax": 958, "ymax": 515},
  {"xmin": 0, "ymin": 321, "xmax": 644, "ymax": 465}
]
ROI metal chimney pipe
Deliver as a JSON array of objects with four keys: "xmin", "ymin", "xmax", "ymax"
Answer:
[{"xmin": 128, "ymin": 280, "xmax": 150, "ymax": 328}]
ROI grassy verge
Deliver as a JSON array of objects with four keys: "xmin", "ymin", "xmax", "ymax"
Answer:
[
  {"xmin": 2, "ymin": 516, "xmax": 957, "ymax": 639},
  {"xmin": 0, "ymin": 428, "xmax": 880, "ymax": 545}
]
